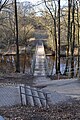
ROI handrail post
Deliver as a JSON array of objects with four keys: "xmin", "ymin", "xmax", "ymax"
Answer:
[
  {"xmin": 20, "ymin": 86, "xmax": 23, "ymax": 105},
  {"xmin": 24, "ymin": 85, "xmax": 27, "ymax": 105},
  {"xmin": 45, "ymin": 93, "xmax": 48, "ymax": 108}
]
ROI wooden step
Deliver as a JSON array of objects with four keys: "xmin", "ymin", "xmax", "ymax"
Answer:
[
  {"xmin": 32, "ymin": 88, "xmax": 42, "ymax": 107},
  {"xmin": 25, "ymin": 86, "xmax": 34, "ymax": 106},
  {"xmin": 38, "ymin": 89, "xmax": 47, "ymax": 107}
]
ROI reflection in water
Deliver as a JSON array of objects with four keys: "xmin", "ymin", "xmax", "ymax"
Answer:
[
  {"xmin": 60, "ymin": 64, "xmax": 66, "ymax": 74},
  {"xmin": 0, "ymin": 55, "xmax": 31, "ymax": 73},
  {"xmin": 47, "ymin": 56, "xmax": 78, "ymax": 76}
]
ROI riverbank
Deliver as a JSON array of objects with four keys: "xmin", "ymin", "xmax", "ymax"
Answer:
[{"xmin": 0, "ymin": 72, "xmax": 34, "ymax": 86}]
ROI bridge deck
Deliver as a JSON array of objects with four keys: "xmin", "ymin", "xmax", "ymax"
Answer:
[{"xmin": 33, "ymin": 43, "xmax": 46, "ymax": 76}]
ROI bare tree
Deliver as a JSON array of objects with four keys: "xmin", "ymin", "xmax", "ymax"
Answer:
[
  {"xmin": 0, "ymin": 0, "xmax": 9, "ymax": 11},
  {"xmin": 44, "ymin": 0, "xmax": 58, "ymax": 74}
]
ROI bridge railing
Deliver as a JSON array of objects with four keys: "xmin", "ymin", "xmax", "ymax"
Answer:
[
  {"xmin": 45, "ymin": 57, "xmax": 49, "ymax": 76},
  {"xmin": 30, "ymin": 44, "xmax": 38, "ymax": 75},
  {"xmin": 44, "ymin": 45, "xmax": 50, "ymax": 76},
  {"xmin": 30, "ymin": 54, "xmax": 36, "ymax": 75}
]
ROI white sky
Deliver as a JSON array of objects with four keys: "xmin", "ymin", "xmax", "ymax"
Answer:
[
  {"xmin": 19, "ymin": 0, "xmax": 39, "ymax": 4},
  {"xmin": 18, "ymin": 0, "xmax": 67, "ymax": 16},
  {"xmin": 18, "ymin": 0, "xmax": 67, "ymax": 6}
]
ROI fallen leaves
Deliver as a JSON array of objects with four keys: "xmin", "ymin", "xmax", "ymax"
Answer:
[{"xmin": 0, "ymin": 99, "xmax": 80, "ymax": 120}]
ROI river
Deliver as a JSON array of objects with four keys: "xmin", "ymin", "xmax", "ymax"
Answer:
[
  {"xmin": 46, "ymin": 56, "xmax": 79, "ymax": 77},
  {"xmin": 0, "ymin": 54, "xmax": 31, "ymax": 74}
]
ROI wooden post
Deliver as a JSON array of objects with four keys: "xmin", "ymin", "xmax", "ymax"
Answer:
[{"xmin": 20, "ymin": 86, "xmax": 23, "ymax": 105}]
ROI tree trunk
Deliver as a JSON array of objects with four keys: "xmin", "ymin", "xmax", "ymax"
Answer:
[
  {"xmin": 54, "ymin": 3, "xmax": 58, "ymax": 74},
  {"xmin": 58, "ymin": 0, "xmax": 60, "ymax": 73},
  {"xmin": 51, "ymin": 2, "xmax": 58, "ymax": 75},
  {"xmin": 64, "ymin": 0, "xmax": 71, "ymax": 74},
  {"xmin": 71, "ymin": 0, "xmax": 75, "ymax": 78},
  {"xmin": 77, "ymin": 2, "xmax": 79, "ymax": 74},
  {"xmin": 14, "ymin": 0, "xmax": 20, "ymax": 72},
  {"xmin": 23, "ymin": 48, "xmax": 26, "ymax": 73}
]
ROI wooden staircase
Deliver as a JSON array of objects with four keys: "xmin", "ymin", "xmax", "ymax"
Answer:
[{"xmin": 20, "ymin": 85, "xmax": 50, "ymax": 108}]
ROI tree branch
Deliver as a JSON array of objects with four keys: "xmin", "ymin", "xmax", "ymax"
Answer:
[{"xmin": 0, "ymin": 0, "xmax": 9, "ymax": 11}]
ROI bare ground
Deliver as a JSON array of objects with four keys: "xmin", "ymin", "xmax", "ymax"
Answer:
[
  {"xmin": 0, "ymin": 72, "xmax": 35, "ymax": 86},
  {"xmin": 0, "ymin": 99, "xmax": 80, "ymax": 120},
  {"xmin": 0, "ymin": 72, "xmax": 79, "ymax": 120}
]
